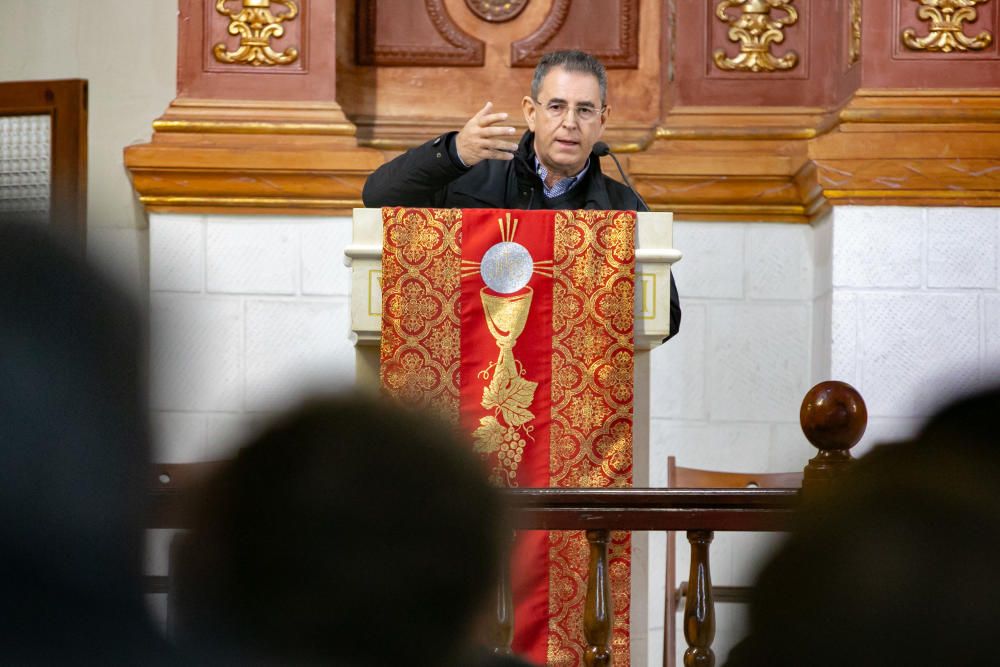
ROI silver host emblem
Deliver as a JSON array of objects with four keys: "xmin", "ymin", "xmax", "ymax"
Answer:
[{"xmin": 480, "ymin": 242, "xmax": 534, "ymax": 294}]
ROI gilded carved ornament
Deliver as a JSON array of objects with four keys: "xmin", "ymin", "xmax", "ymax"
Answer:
[
  {"xmin": 213, "ymin": 0, "xmax": 300, "ymax": 67},
  {"xmin": 713, "ymin": 0, "xmax": 800, "ymax": 72},
  {"xmin": 465, "ymin": 0, "xmax": 530, "ymax": 22},
  {"xmin": 902, "ymin": 0, "xmax": 994, "ymax": 52},
  {"xmin": 849, "ymin": 0, "xmax": 862, "ymax": 65}
]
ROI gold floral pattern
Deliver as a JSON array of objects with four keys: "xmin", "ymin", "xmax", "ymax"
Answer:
[
  {"xmin": 569, "ymin": 247, "xmax": 617, "ymax": 294},
  {"xmin": 596, "ymin": 350, "xmax": 634, "ymax": 404},
  {"xmin": 380, "ymin": 208, "xmax": 462, "ymax": 423},
  {"xmin": 387, "ymin": 280, "xmax": 443, "ymax": 335},
  {"xmin": 548, "ymin": 209, "xmax": 635, "ymax": 666},
  {"xmin": 390, "ymin": 209, "xmax": 447, "ymax": 264},
  {"xmin": 596, "ymin": 278, "xmax": 635, "ymax": 333},
  {"xmin": 566, "ymin": 320, "xmax": 613, "ymax": 367},
  {"xmin": 382, "ymin": 349, "xmax": 441, "ymax": 403}
]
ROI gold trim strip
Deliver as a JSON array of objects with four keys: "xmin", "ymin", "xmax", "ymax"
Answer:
[
  {"xmin": 140, "ymin": 196, "xmax": 362, "ymax": 208},
  {"xmin": 655, "ymin": 125, "xmax": 825, "ymax": 140},
  {"xmin": 170, "ymin": 98, "xmax": 349, "ymax": 110},
  {"xmin": 840, "ymin": 109, "xmax": 1000, "ymax": 124},
  {"xmin": 368, "ymin": 269, "xmax": 382, "ymax": 317},
  {"xmin": 650, "ymin": 203, "xmax": 809, "ymax": 214},
  {"xmin": 825, "ymin": 189, "xmax": 1000, "ymax": 199},
  {"xmin": 638, "ymin": 273, "xmax": 656, "ymax": 321},
  {"xmin": 853, "ymin": 89, "xmax": 1000, "ymax": 98},
  {"xmin": 152, "ymin": 120, "xmax": 357, "ymax": 135}
]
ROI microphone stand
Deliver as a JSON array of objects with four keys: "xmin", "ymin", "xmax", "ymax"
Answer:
[{"xmin": 594, "ymin": 141, "xmax": 649, "ymax": 212}]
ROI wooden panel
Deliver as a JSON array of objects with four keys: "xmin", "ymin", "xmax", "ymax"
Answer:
[
  {"xmin": 356, "ymin": 0, "xmax": 485, "ymax": 66},
  {"xmin": 0, "ymin": 80, "xmax": 87, "ymax": 251},
  {"xmin": 179, "ymin": 0, "xmax": 338, "ymax": 102},
  {"xmin": 862, "ymin": 0, "xmax": 1000, "ymax": 88},
  {"xmin": 126, "ymin": 2, "xmax": 1000, "ymax": 221},
  {"xmin": 510, "ymin": 0, "xmax": 639, "ymax": 68},
  {"xmin": 671, "ymin": 0, "xmax": 860, "ymax": 108},
  {"xmin": 337, "ymin": 0, "xmax": 664, "ymax": 149}
]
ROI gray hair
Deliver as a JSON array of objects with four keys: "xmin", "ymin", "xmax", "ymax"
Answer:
[{"xmin": 531, "ymin": 50, "xmax": 608, "ymax": 106}]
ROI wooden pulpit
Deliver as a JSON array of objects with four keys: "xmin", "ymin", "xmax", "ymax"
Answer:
[{"xmin": 345, "ymin": 207, "xmax": 681, "ymax": 665}]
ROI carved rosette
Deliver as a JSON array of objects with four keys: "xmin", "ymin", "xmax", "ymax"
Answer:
[
  {"xmin": 713, "ymin": 0, "xmax": 800, "ymax": 72},
  {"xmin": 849, "ymin": 0, "xmax": 862, "ymax": 65},
  {"xmin": 213, "ymin": 0, "xmax": 300, "ymax": 66},
  {"xmin": 902, "ymin": 0, "xmax": 994, "ymax": 52},
  {"xmin": 465, "ymin": 0, "xmax": 530, "ymax": 22}
]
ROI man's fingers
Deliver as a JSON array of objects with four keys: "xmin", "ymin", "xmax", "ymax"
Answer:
[
  {"xmin": 480, "ymin": 126, "xmax": 517, "ymax": 138},
  {"xmin": 488, "ymin": 149, "xmax": 514, "ymax": 161},
  {"xmin": 485, "ymin": 140, "xmax": 519, "ymax": 153},
  {"xmin": 478, "ymin": 111, "xmax": 510, "ymax": 127}
]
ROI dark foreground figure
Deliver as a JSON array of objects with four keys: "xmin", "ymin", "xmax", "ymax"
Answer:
[
  {"xmin": 0, "ymin": 221, "xmax": 174, "ymax": 664},
  {"xmin": 173, "ymin": 394, "xmax": 536, "ymax": 666},
  {"xmin": 727, "ymin": 384, "xmax": 1000, "ymax": 667}
]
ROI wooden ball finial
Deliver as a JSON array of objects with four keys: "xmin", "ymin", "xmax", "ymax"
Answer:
[
  {"xmin": 800, "ymin": 381, "xmax": 867, "ymax": 493},
  {"xmin": 800, "ymin": 380, "xmax": 867, "ymax": 453}
]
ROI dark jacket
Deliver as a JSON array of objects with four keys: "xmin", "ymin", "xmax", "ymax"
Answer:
[{"xmin": 363, "ymin": 131, "xmax": 681, "ymax": 339}]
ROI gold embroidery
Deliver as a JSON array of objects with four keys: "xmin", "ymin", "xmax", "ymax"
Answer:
[
  {"xmin": 471, "ymin": 217, "xmax": 539, "ymax": 487},
  {"xmin": 548, "ymin": 209, "xmax": 634, "ymax": 665},
  {"xmin": 380, "ymin": 208, "xmax": 462, "ymax": 425}
]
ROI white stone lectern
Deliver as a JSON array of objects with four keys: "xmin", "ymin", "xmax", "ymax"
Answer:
[{"xmin": 343, "ymin": 208, "xmax": 681, "ymax": 665}]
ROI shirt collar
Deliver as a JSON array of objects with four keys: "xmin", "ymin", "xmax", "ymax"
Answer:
[{"xmin": 535, "ymin": 157, "xmax": 590, "ymax": 199}]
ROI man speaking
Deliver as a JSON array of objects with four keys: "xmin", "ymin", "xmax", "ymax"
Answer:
[{"xmin": 363, "ymin": 49, "xmax": 680, "ymax": 339}]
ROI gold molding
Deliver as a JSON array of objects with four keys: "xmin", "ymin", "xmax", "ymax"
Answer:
[
  {"xmin": 713, "ymin": 0, "xmax": 800, "ymax": 72},
  {"xmin": 825, "ymin": 189, "xmax": 1000, "ymax": 199},
  {"xmin": 126, "ymin": 91, "xmax": 1000, "ymax": 221},
  {"xmin": 849, "ymin": 0, "xmax": 862, "ymax": 65},
  {"xmin": 901, "ymin": 0, "xmax": 994, "ymax": 52},
  {"xmin": 140, "ymin": 196, "xmax": 362, "ymax": 208},
  {"xmin": 213, "ymin": 0, "xmax": 300, "ymax": 66},
  {"xmin": 152, "ymin": 120, "xmax": 357, "ymax": 135}
]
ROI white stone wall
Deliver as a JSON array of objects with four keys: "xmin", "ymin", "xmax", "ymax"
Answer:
[
  {"xmin": 830, "ymin": 206, "xmax": 1000, "ymax": 451},
  {"xmin": 148, "ymin": 207, "xmax": 1000, "ymax": 664},
  {"xmin": 647, "ymin": 207, "xmax": 1000, "ymax": 667},
  {"xmin": 149, "ymin": 213, "xmax": 357, "ymax": 463},
  {"xmin": 645, "ymin": 220, "xmax": 827, "ymax": 666}
]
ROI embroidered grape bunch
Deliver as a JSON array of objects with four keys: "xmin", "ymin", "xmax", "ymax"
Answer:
[{"xmin": 498, "ymin": 426, "xmax": 526, "ymax": 471}]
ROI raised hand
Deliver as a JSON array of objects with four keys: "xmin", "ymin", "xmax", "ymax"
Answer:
[{"xmin": 455, "ymin": 101, "xmax": 519, "ymax": 166}]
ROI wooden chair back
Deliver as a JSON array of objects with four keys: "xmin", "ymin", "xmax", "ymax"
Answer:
[{"xmin": 664, "ymin": 456, "xmax": 802, "ymax": 667}]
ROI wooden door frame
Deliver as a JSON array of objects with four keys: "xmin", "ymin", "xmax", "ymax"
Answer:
[{"xmin": 0, "ymin": 79, "xmax": 87, "ymax": 252}]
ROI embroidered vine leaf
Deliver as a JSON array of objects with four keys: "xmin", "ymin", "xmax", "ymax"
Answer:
[
  {"xmin": 472, "ymin": 416, "xmax": 504, "ymax": 454},
  {"xmin": 482, "ymin": 363, "xmax": 537, "ymax": 428}
]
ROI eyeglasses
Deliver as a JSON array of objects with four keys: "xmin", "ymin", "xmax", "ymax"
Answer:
[{"xmin": 533, "ymin": 99, "xmax": 606, "ymax": 122}]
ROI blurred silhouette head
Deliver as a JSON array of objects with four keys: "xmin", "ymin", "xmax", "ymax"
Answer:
[
  {"xmin": 732, "ymin": 384, "xmax": 1000, "ymax": 667},
  {"xmin": 0, "ymin": 220, "xmax": 161, "ymax": 660},
  {"xmin": 174, "ymin": 394, "xmax": 504, "ymax": 666}
]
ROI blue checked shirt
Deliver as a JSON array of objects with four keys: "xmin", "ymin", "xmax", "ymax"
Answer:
[{"xmin": 536, "ymin": 158, "xmax": 589, "ymax": 200}]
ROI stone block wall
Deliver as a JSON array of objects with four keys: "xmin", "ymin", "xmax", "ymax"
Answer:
[{"xmin": 139, "ymin": 206, "xmax": 1000, "ymax": 664}]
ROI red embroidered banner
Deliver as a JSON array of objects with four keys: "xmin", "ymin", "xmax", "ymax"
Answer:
[{"xmin": 381, "ymin": 208, "xmax": 634, "ymax": 666}]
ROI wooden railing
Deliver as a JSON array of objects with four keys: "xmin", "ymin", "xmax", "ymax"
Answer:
[
  {"xmin": 147, "ymin": 381, "xmax": 866, "ymax": 666},
  {"xmin": 490, "ymin": 380, "xmax": 868, "ymax": 665}
]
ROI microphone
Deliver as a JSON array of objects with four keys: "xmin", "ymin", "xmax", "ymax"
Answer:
[{"xmin": 593, "ymin": 141, "xmax": 649, "ymax": 212}]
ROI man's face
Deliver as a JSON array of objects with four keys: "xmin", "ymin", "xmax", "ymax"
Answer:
[{"xmin": 522, "ymin": 66, "xmax": 609, "ymax": 179}]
